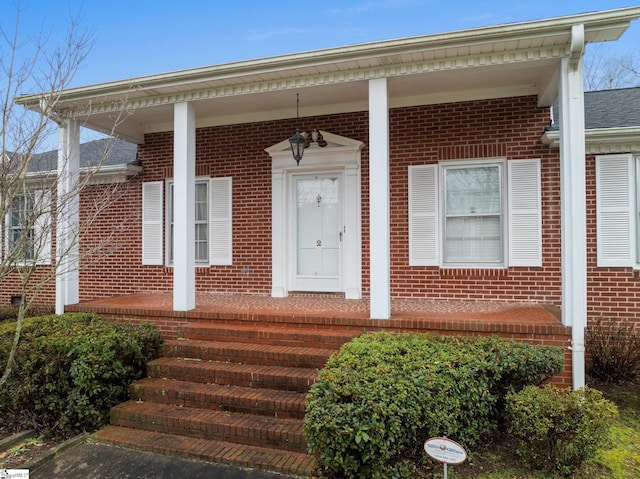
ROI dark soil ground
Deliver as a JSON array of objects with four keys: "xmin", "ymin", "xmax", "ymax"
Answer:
[{"xmin": 0, "ymin": 426, "xmax": 70, "ymax": 470}]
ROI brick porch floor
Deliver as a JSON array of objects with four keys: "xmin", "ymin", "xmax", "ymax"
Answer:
[{"xmin": 71, "ymin": 291, "xmax": 562, "ymax": 324}]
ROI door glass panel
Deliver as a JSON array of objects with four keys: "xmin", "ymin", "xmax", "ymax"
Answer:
[{"xmin": 296, "ymin": 176, "xmax": 340, "ymax": 277}]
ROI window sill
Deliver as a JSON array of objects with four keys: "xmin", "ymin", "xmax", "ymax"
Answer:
[{"xmin": 439, "ymin": 268, "xmax": 508, "ymax": 278}]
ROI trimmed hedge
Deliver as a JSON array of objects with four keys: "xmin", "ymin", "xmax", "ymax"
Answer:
[
  {"xmin": 304, "ymin": 332, "xmax": 563, "ymax": 479},
  {"xmin": 506, "ymin": 385, "xmax": 618, "ymax": 476},
  {"xmin": 0, "ymin": 313, "xmax": 162, "ymax": 435}
]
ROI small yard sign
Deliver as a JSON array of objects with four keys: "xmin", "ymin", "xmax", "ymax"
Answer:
[
  {"xmin": 424, "ymin": 437, "xmax": 467, "ymax": 479},
  {"xmin": 424, "ymin": 437, "xmax": 467, "ymax": 464}
]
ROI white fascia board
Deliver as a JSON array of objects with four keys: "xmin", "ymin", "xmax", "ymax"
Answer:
[{"xmin": 15, "ymin": 8, "xmax": 640, "ymax": 111}]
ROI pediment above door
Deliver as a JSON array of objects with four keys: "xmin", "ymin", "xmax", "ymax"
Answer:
[{"xmin": 265, "ymin": 130, "xmax": 364, "ymax": 169}]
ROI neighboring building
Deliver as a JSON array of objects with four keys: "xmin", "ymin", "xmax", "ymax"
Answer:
[{"xmin": 10, "ymin": 7, "xmax": 640, "ymax": 389}]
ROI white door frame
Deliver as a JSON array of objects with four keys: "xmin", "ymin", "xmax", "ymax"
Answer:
[
  {"xmin": 291, "ymin": 171, "xmax": 344, "ymax": 292},
  {"xmin": 266, "ymin": 130, "xmax": 363, "ymax": 299}
]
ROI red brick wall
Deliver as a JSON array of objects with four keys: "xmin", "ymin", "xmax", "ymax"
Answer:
[
  {"xmin": 0, "ymin": 268, "xmax": 55, "ymax": 306},
  {"xmin": 76, "ymin": 113, "xmax": 370, "ymax": 300},
  {"xmin": 388, "ymin": 96, "xmax": 562, "ymax": 303}
]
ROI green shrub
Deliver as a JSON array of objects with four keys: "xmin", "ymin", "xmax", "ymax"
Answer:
[
  {"xmin": 0, "ymin": 313, "xmax": 162, "ymax": 435},
  {"xmin": 587, "ymin": 317, "xmax": 640, "ymax": 383},
  {"xmin": 506, "ymin": 384, "xmax": 618, "ymax": 477},
  {"xmin": 0, "ymin": 304, "xmax": 56, "ymax": 322},
  {"xmin": 304, "ymin": 332, "xmax": 563, "ymax": 479},
  {"xmin": 0, "ymin": 306, "xmax": 19, "ymax": 322}
]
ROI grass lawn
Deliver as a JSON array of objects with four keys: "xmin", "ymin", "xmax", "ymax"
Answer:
[{"xmin": 443, "ymin": 381, "xmax": 640, "ymax": 479}]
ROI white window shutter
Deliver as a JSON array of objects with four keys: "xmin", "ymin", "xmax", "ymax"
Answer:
[
  {"xmin": 596, "ymin": 154, "xmax": 634, "ymax": 267},
  {"xmin": 34, "ymin": 189, "xmax": 52, "ymax": 265},
  {"xmin": 209, "ymin": 177, "xmax": 232, "ymax": 266},
  {"xmin": 142, "ymin": 181, "xmax": 163, "ymax": 265},
  {"xmin": 409, "ymin": 164, "xmax": 439, "ymax": 266},
  {"xmin": 508, "ymin": 159, "xmax": 542, "ymax": 267}
]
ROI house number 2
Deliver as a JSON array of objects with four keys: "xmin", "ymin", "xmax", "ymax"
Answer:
[{"xmin": 316, "ymin": 240, "xmax": 322, "ymax": 247}]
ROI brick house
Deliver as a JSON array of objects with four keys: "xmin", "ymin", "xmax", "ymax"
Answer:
[{"xmin": 11, "ymin": 7, "xmax": 640, "ymax": 394}]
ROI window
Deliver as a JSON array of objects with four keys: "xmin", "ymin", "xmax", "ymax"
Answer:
[
  {"xmin": 443, "ymin": 164, "xmax": 503, "ymax": 264},
  {"xmin": 4, "ymin": 189, "xmax": 51, "ymax": 265},
  {"xmin": 141, "ymin": 177, "xmax": 232, "ymax": 266},
  {"xmin": 168, "ymin": 181, "xmax": 209, "ymax": 264},
  {"xmin": 9, "ymin": 194, "xmax": 35, "ymax": 261},
  {"xmin": 595, "ymin": 154, "xmax": 639, "ymax": 267},
  {"xmin": 409, "ymin": 158, "xmax": 541, "ymax": 268}
]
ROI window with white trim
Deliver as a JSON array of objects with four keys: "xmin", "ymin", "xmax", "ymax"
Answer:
[
  {"xmin": 9, "ymin": 194, "xmax": 35, "ymax": 261},
  {"xmin": 409, "ymin": 158, "xmax": 541, "ymax": 268},
  {"xmin": 595, "ymin": 154, "xmax": 640, "ymax": 267},
  {"xmin": 4, "ymin": 189, "xmax": 51, "ymax": 265},
  {"xmin": 443, "ymin": 163, "xmax": 503, "ymax": 264},
  {"xmin": 141, "ymin": 177, "xmax": 232, "ymax": 266},
  {"xmin": 168, "ymin": 180, "xmax": 209, "ymax": 264}
]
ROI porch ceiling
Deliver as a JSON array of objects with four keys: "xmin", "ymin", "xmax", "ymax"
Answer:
[{"xmin": 15, "ymin": 7, "xmax": 640, "ymax": 144}]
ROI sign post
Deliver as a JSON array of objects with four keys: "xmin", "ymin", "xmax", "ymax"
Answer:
[{"xmin": 424, "ymin": 437, "xmax": 467, "ymax": 479}]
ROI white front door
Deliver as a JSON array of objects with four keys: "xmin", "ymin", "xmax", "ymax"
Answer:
[{"xmin": 293, "ymin": 173, "xmax": 343, "ymax": 292}]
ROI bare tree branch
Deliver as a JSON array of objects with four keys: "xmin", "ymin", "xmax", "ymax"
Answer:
[
  {"xmin": 0, "ymin": 2, "xmax": 135, "ymax": 388},
  {"xmin": 584, "ymin": 43, "xmax": 640, "ymax": 91}
]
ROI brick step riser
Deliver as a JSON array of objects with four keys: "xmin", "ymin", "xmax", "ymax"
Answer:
[
  {"xmin": 129, "ymin": 383, "xmax": 306, "ymax": 420},
  {"xmin": 162, "ymin": 342, "xmax": 331, "ymax": 369},
  {"xmin": 146, "ymin": 363, "xmax": 317, "ymax": 393},
  {"xmin": 110, "ymin": 407, "xmax": 307, "ymax": 453},
  {"xmin": 177, "ymin": 327, "xmax": 359, "ymax": 350},
  {"xmin": 94, "ymin": 425, "xmax": 316, "ymax": 477},
  {"xmin": 181, "ymin": 316, "xmax": 373, "ymax": 333}
]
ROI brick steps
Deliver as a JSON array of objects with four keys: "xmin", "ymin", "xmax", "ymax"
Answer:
[
  {"xmin": 147, "ymin": 357, "xmax": 317, "ymax": 393},
  {"xmin": 180, "ymin": 322, "xmax": 360, "ymax": 349},
  {"xmin": 94, "ymin": 319, "xmax": 354, "ymax": 476},
  {"xmin": 110, "ymin": 400, "xmax": 306, "ymax": 452},
  {"xmin": 130, "ymin": 377, "xmax": 307, "ymax": 418},
  {"xmin": 94, "ymin": 425, "xmax": 315, "ymax": 477},
  {"xmin": 163, "ymin": 339, "xmax": 333, "ymax": 368}
]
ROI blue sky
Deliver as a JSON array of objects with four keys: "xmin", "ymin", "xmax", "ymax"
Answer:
[{"xmin": 3, "ymin": 0, "xmax": 640, "ymax": 88}]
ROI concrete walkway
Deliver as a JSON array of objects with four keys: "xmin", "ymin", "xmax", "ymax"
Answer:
[{"xmin": 29, "ymin": 441, "xmax": 301, "ymax": 479}]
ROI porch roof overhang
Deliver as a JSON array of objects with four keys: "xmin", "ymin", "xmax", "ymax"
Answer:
[{"xmin": 15, "ymin": 7, "xmax": 640, "ymax": 144}]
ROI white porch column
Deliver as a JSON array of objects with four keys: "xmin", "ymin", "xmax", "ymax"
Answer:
[
  {"xmin": 558, "ymin": 25, "xmax": 587, "ymax": 390},
  {"xmin": 55, "ymin": 118, "xmax": 80, "ymax": 315},
  {"xmin": 369, "ymin": 78, "xmax": 391, "ymax": 319},
  {"xmin": 173, "ymin": 102, "xmax": 196, "ymax": 311}
]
